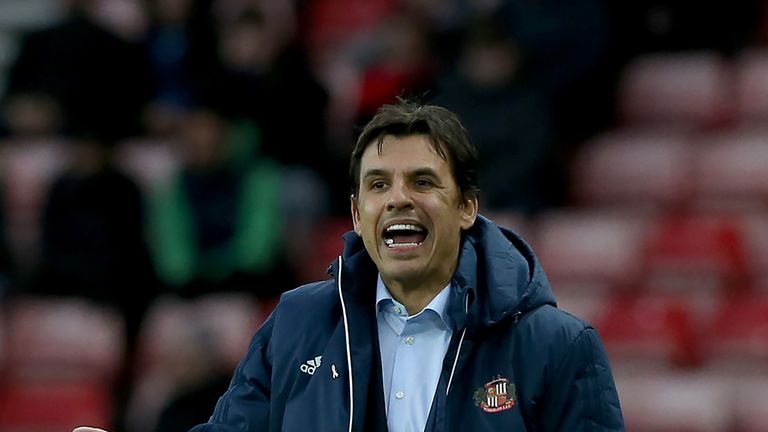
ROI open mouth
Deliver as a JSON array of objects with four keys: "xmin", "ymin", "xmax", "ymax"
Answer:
[{"xmin": 382, "ymin": 223, "xmax": 428, "ymax": 249}]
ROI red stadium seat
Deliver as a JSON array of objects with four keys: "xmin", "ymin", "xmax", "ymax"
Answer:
[
  {"xmin": 615, "ymin": 371, "xmax": 733, "ymax": 432},
  {"xmin": 300, "ymin": 217, "xmax": 352, "ymax": 283},
  {"xmin": 5, "ymin": 297, "xmax": 124, "ymax": 382},
  {"xmin": 571, "ymin": 128, "xmax": 694, "ymax": 210},
  {"xmin": 534, "ymin": 211, "xmax": 650, "ymax": 291},
  {"xmin": 304, "ymin": 0, "xmax": 396, "ymax": 56},
  {"xmin": 483, "ymin": 211, "xmax": 532, "ymax": 240},
  {"xmin": 642, "ymin": 213, "xmax": 749, "ymax": 294},
  {"xmin": 554, "ymin": 290, "xmax": 608, "ymax": 325},
  {"xmin": 734, "ymin": 48, "xmax": 768, "ymax": 123},
  {"xmin": 0, "ymin": 307, "xmax": 5, "ymax": 370},
  {"xmin": 594, "ymin": 295, "xmax": 700, "ymax": 370},
  {"xmin": 731, "ymin": 374, "xmax": 768, "ymax": 432},
  {"xmin": 618, "ymin": 51, "xmax": 731, "ymax": 128},
  {"xmin": 692, "ymin": 128, "xmax": 768, "ymax": 210},
  {"xmin": 742, "ymin": 213, "xmax": 768, "ymax": 291},
  {"xmin": 127, "ymin": 293, "xmax": 262, "ymax": 432},
  {"xmin": 137, "ymin": 293, "xmax": 261, "ymax": 373},
  {"xmin": 0, "ymin": 380, "xmax": 112, "ymax": 432},
  {"xmin": 113, "ymin": 137, "xmax": 181, "ymax": 195},
  {"xmin": 0, "ymin": 138, "xmax": 69, "ymax": 268},
  {"xmin": 704, "ymin": 294, "xmax": 768, "ymax": 370}
]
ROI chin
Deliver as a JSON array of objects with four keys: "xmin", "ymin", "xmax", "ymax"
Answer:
[{"xmin": 380, "ymin": 264, "xmax": 425, "ymax": 283}]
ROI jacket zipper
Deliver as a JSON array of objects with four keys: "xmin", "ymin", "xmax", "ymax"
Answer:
[
  {"xmin": 336, "ymin": 255, "xmax": 354, "ymax": 432},
  {"xmin": 445, "ymin": 292, "xmax": 470, "ymax": 396}
]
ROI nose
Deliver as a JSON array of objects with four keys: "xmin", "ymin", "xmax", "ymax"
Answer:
[{"xmin": 386, "ymin": 180, "xmax": 414, "ymax": 211}]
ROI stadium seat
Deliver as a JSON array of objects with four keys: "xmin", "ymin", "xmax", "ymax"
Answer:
[
  {"xmin": 692, "ymin": 128, "xmax": 768, "ymax": 210},
  {"xmin": 483, "ymin": 210, "xmax": 532, "ymax": 240},
  {"xmin": 618, "ymin": 51, "xmax": 731, "ymax": 127},
  {"xmin": 594, "ymin": 295, "xmax": 700, "ymax": 370},
  {"xmin": 0, "ymin": 380, "xmax": 112, "ymax": 432},
  {"xmin": 0, "ymin": 0, "xmax": 61, "ymax": 31},
  {"xmin": 136, "ymin": 293, "xmax": 261, "ymax": 373},
  {"xmin": 615, "ymin": 371, "xmax": 733, "ymax": 432},
  {"xmin": 734, "ymin": 48, "xmax": 768, "ymax": 123},
  {"xmin": 300, "ymin": 217, "xmax": 352, "ymax": 283},
  {"xmin": 0, "ymin": 307, "xmax": 5, "ymax": 369},
  {"xmin": 553, "ymin": 290, "xmax": 608, "ymax": 325},
  {"xmin": 304, "ymin": 0, "xmax": 396, "ymax": 57},
  {"xmin": 533, "ymin": 211, "xmax": 650, "ymax": 290},
  {"xmin": 571, "ymin": 128, "xmax": 694, "ymax": 209},
  {"xmin": 0, "ymin": 138, "xmax": 70, "ymax": 268},
  {"xmin": 4, "ymin": 296, "xmax": 124, "ymax": 381},
  {"xmin": 127, "ymin": 294, "xmax": 262, "ymax": 432},
  {"xmin": 113, "ymin": 137, "xmax": 181, "ymax": 195},
  {"xmin": 0, "ymin": 32, "xmax": 19, "ymax": 85},
  {"xmin": 742, "ymin": 213, "xmax": 768, "ymax": 291},
  {"xmin": 731, "ymin": 374, "xmax": 768, "ymax": 432},
  {"xmin": 642, "ymin": 213, "xmax": 749, "ymax": 294},
  {"xmin": 704, "ymin": 294, "xmax": 768, "ymax": 370}
]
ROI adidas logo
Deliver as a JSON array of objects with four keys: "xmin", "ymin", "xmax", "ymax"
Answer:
[{"xmin": 300, "ymin": 356, "xmax": 322, "ymax": 375}]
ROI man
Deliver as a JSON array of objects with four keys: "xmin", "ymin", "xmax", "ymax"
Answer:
[{"xmin": 76, "ymin": 100, "xmax": 624, "ymax": 431}]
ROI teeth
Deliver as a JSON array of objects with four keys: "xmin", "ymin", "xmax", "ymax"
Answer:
[
  {"xmin": 385, "ymin": 238, "xmax": 394, "ymax": 245},
  {"xmin": 385, "ymin": 223, "xmax": 424, "ymax": 232},
  {"xmin": 387, "ymin": 242, "xmax": 420, "ymax": 249}
]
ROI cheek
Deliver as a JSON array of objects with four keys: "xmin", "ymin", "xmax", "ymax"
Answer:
[{"xmin": 359, "ymin": 201, "xmax": 380, "ymax": 234}]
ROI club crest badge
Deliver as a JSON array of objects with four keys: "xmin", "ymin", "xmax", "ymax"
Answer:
[{"xmin": 473, "ymin": 376, "xmax": 517, "ymax": 413}]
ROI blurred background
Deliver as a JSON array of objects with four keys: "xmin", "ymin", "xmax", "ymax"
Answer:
[{"xmin": 0, "ymin": 0, "xmax": 766, "ymax": 431}]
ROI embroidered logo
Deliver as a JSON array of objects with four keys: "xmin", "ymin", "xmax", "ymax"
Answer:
[
  {"xmin": 300, "ymin": 356, "xmax": 322, "ymax": 375},
  {"xmin": 331, "ymin": 364, "xmax": 339, "ymax": 379},
  {"xmin": 473, "ymin": 376, "xmax": 517, "ymax": 413}
]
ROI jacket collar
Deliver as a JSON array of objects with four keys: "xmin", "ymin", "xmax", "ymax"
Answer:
[{"xmin": 329, "ymin": 215, "xmax": 556, "ymax": 334}]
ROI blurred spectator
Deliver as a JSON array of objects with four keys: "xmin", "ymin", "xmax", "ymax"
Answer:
[
  {"xmin": 206, "ymin": 8, "xmax": 339, "ymax": 216},
  {"xmin": 150, "ymin": 322, "xmax": 231, "ymax": 432},
  {"xmin": 299, "ymin": 0, "xmax": 397, "ymax": 61},
  {"xmin": 496, "ymin": 0, "xmax": 608, "ymax": 92},
  {"xmin": 140, "ymin": 0, "xmax": 219, "ymax": 135},
  {"xmin": 208, "ymin": 9, "xmax": 330, "ymax": 175},
  {"xmin": 0, "ymin": 186, "xmax": 16, "ymax": 298},
  {"xmin": 400, "ymin": 0, "xmax": 504, "ymax": 60},
  {"xmin": 606, "ymin": 0, "xmax": 762, "ymax": 59},
  {"xmin": 2, "ymin": 0, "xmax": 152, "ymax": 141},
  {"xmin": 435, "ymin": 21, "xmax": 559, "ymax": 212},
  {"xmin": 147, "ymin": 106, "xmax": 290, "ymax": 299},
  {"xmin": 497, "ymin": 0, "xmax": 612, "ymax": 143},
  {"xmin": 355, "ymin": 14, "xmax": 438, "ymax": 124},
  {"xmin": 31, "ymin": 128, "xmax": 158, "ymax": 360}
]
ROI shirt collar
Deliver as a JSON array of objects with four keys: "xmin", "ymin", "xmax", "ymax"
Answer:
[{"xmin": 375, "ymin": 274, "xmax": 455, "ymax": 330}]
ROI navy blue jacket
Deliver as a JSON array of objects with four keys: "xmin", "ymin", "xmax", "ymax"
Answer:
[{"xmin": 190, "ymin": 216, "xmax": 624, "ymax": 431}]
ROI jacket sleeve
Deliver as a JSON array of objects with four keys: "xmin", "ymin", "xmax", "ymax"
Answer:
[
  {"xmin": 538, "ymin": 327, "xmax": 625, "ymax": 431},
  {"xmin": 188, "ymin": 312, "xmax": 276, "ymax": 432}
]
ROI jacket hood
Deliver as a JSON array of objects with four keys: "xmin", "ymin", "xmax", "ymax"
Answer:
[{"xmin": 334, "ymin": 215, "xmax": 556, "ymax": 332}]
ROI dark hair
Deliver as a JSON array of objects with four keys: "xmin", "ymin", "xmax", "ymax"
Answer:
[{"xmin": 350, "ymin": 99, "xmax": 480, "ymax": 202}]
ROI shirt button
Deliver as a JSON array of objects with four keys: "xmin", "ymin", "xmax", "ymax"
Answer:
[
  {"xmin": 395, "ymin": 391, "xmax": 405, "ymax": 399},
  {"xmin": 393, "ymin": 306, "xmax": 402, "ymax": 315},
  {"xmin": 405, "ymin": 336, "xmax": 415, "ymax": 345}
]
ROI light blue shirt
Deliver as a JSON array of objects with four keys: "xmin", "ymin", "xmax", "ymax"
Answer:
[{"xmin": 375, "ymin": 274, "xmax": 454, "ymax": 432}]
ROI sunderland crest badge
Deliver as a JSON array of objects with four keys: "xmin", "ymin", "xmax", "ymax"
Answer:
[{"xmin": 473, "ymin": 376, "xmax": 517, "ymax": 413}]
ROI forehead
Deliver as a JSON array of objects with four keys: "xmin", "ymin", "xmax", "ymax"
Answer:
[{"xmin": 360, "ymin": 134, "xmax": 449, "ymax": 171}]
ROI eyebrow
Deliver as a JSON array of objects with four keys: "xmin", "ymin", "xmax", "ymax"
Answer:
[
  {"xmin": 361, "ymin": 168, "xmax": 390, "ymax": 181},
  {"xmin": 410, "ymin": 168, "xmax": 440, "ymax": 179},
  {"xmin": 361, "ymin": 167, "xmax": 441, "ymax": 180}
]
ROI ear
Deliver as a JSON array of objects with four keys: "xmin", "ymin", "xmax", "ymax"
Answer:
[
  {"xmin": 350, "ymin": 194, "xmax": 362, "ymax": 235},
  {"xmin": 459, "ymin": 195, "xmax": 478, "ymax": 230}
]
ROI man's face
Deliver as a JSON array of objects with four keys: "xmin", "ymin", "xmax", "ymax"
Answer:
[{"xmin": 351, "ymin": 134, "xmax": 477, "ymax": 290}]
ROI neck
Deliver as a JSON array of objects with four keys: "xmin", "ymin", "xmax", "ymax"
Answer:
[{"xmin": 382, "ymin": 274, "xmax": 451, "ymax": 315}]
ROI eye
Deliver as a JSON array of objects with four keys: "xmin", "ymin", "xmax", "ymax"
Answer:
[
  {"xmin": 414, "ymin": 178, "xmax": 433, "ymax": 188},
  {"xmin": 370, "ymin": 180, "xmax": 387, "ymax": 190}
]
